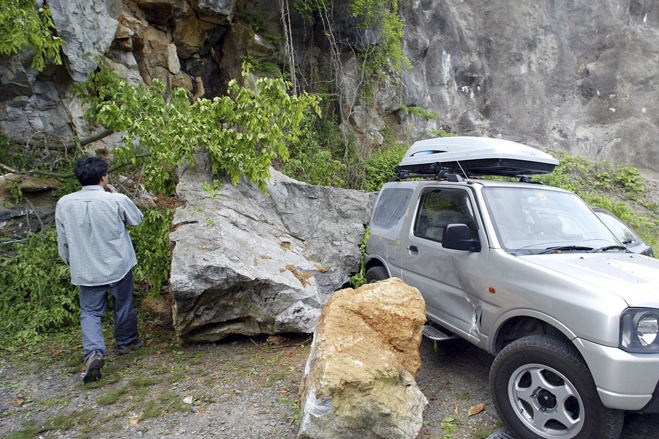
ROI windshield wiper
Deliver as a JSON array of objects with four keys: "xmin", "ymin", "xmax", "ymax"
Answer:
[
  {"xmin": 591, "ymin": 245, "xmax": 628, "ymax": 253},
  {"xmin": 537, "ymin": 245, "xmax": 594, "ymax": 255}
]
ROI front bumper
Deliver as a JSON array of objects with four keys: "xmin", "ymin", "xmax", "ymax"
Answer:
[{"xmin": 574, "ymin": 338, "xmax": 659, "ymax": 412}]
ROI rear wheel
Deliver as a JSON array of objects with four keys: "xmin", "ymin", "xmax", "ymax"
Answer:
[
  {"xmin": 365, "ymin": 266, "xmax": 388, "ymax": 283},
  {"xmin": 490, "ymin": 335, "xmax": 623, "ymax": 439}
]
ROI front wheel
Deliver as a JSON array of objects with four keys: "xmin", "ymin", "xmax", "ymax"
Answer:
[
  {"xmin": 365, "ymin": 266, "xmax": 388, "ymax": 284},
  {"xmin": 490, "ymin": 335, "xmax": 623, "ymax": 439}
]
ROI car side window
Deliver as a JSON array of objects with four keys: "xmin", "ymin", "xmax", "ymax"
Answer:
[
  {"xmin": 372, "ymin": 188, "xmax": 413, "ymax": 229},
  {"xmin": 414, "ymin": 188, "xmax": 477, "ymax": 243}
]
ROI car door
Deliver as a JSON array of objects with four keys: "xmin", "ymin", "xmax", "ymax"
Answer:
[{"xmin": 401, "ymin": 186, "xmax": 489, "ymax": 338}]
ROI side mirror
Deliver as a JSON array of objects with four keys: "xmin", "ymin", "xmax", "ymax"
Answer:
[{"xmin": 443, "ymin": 224, "xmax": 481, "ymax": 252}]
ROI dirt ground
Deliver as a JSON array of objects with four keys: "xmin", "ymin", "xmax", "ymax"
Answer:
[{"xmin": 1, "ymin": 320, "xmax": 658, "ymax": 439}]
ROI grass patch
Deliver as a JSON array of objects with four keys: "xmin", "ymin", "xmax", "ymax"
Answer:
[
  {"xmin": 156, "ymin": 391, "xmax": 189, "ymax": 413},
  {"xmin": 141, "ymin": 400, "xmax": 164, "ymax": 420},
  {"xmin": 98, "ymin": 386, "xmax": 127, "ymax": 405},
  {"xmin": 473, "ymin": 422, "xmax": 503, "ymax": 439},
  {"xmin": 129, "ymin": 375, "xmax": 161, "ymax": 387}
]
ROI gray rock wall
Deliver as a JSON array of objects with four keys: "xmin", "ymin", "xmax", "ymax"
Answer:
[{"xmin": 393, "ymin": 0, "xmax": 659, "ymax": 171}]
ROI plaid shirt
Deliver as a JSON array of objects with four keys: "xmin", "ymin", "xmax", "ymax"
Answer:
[{"xmin": 56, "ymin": 186, "xmax": 143, "ymax": 286}]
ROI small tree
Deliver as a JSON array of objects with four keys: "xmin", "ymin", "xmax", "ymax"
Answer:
[{"xmin": 75, "ymin": 64, "xmax": 321, "ymax": 194}]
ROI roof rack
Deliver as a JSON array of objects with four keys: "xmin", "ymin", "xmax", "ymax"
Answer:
[{"xmin": 391, "ymin": 164, "xmax": 464, "ymax": 182}]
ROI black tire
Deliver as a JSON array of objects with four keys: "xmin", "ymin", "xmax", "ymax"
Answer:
[
  {"xmin": 365, "ymin": 266, "xmax": 388, "ymax": 284},
  {"xmin": 490, "ymin": 335, "xmax": 623, "ymax": 439}
]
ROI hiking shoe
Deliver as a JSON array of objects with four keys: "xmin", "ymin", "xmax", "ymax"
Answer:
[
  {"xmin": 83, "ymin": 351, "xmax": 104, "ymax": 383},
  {"xmin": 117, "ymin": 338, "xmax": 145, "ymax": 355}
]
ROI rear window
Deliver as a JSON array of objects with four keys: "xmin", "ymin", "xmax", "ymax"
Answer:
[{"xmin": 372, "ymin": 188, "xmax": 413, "ymax": 229}]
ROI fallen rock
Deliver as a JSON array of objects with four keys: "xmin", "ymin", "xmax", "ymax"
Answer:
[
  {"xmin": 297, "ymin": 278, "xmax": 428, "ymax": 439},
  {"xmin": 169, "ymin": 153, "xmax": 377, "ymax": 343}
]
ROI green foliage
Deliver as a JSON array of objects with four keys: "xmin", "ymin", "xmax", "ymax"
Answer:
[
  {"xmin": 235, "ymin": 9, "xmax": 280, "ymax": 44},
  {"xmin": 438, "ymin": 416, "xmax": 462, "ymax": 438},
  {"xmin": 364, "ymin": 145, "xmax": 407, "ymax": 191},
  {"xmin": 349, "ymin": 225, "xmax": 371, "ymax": 288},
  {"xmin": 240, "ymin": 55, "xmax": 281, "ymax": 76},
  {"xmin": 0, "ymin": 0, "xmax": 62, "ymax": 71},
  {"xmin": 278, "ymin": 396, "xmax": 302, "ymax": 425},
  {"xmin": 130, "ymin": 208, "xmax": 173, "ymax": 294},
  {"xmin": 281, "ymin": 113, "xmax": 348, "ymax": 187},
  {"xmin": 201, "ymin": 180, "xmax": 222, "ymax": 199},
  {"xmin": 429, "ymin": 129, "xmax": 455, "ymax": 138},
  {"xmin": 400, "ymin": 105, "xmax": 439, "ymax": 120},
  {"xmin": 294, "ymin": 0, "xmax": 328, "ymax": 19},
  {"xmin": 9, "ymin": 179, "xmax": 23, "ymax": 203},
  {"xmin": 74, "ymin": 62, "xmax": 320, "ymax": 195},
  {"xmin": 535, "ymin": 153, "xmax": 645, "ymax": 197},
  {"xmin": 349, "ymin": 0, "xmax": 410, "ymax": 73},
  {"xmin": 0, "ymin": 229, "xmax": 79, "ymax": 349}
]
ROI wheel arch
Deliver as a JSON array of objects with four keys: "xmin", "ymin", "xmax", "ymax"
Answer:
[
  {"xmin": 491, "ymin": 310, "xmax": 579, "ymax": 355},
  {"xmin": 364, "ymin": 256, "xmax": 390, "ymax": 276}
]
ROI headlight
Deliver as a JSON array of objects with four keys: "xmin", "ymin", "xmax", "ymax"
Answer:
[{"xmin": 620, "ymin": 308, "xmax": 659, "ymax": 353}]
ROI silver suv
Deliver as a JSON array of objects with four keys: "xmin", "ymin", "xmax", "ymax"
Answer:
[{"xmin": 365, "ymin": 137, "xmax": 659, "ymax": 439}]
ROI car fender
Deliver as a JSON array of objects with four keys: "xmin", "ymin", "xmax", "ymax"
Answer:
[{"xmin": 489, "ymin": 308, "xmax": 579, "ymax": 354}]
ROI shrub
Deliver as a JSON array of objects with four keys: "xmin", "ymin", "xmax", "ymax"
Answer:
[
  {"xmin": 130, "ymin": 208, "xmax": 173, "ymax": 294},
  {"xmin": 0, "ymin": 229, "xmax": 79, "ymax": 349},
  {"xmin": 281, "ymin": 114, "xmax": 353, "ymax": 188},
  {"xmin": 364, "ymin": 145, "xmax": 407, "ymax": 192}
]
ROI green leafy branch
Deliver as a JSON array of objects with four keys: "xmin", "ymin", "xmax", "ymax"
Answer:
[
  {"xmin": 0, "ymin": 0, "xmax": 62, "ymax": 71},
  {"xmin": 74, "ymin": 62, "xmax": 321, "ymax": 195}
]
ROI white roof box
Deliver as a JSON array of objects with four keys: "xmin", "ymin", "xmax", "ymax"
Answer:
[{"xmin": 398, "ymin": 137, "xmax": 559, "ymax": 177}]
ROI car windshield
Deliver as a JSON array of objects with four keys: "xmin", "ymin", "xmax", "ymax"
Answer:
[
  {"xmin": 482, "ymin": 187, "xmax": 620, "ymax": 255},
  {"xmin": 594, "ymin": 211, "xmax": 639, "ymax": 245}
]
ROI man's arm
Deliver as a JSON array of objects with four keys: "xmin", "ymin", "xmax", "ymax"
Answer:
[
  {"xmin": 55, "ymin": 209, "xmax": 69, "ymax": 265},
  {"xmin": 120, "ymin": 195, "xmax": 144, "ymax": 226}
]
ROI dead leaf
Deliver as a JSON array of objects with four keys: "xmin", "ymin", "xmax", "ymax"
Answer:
[
  {"xmin": 454, "ymin": 402, "xmax": 459, "ymax": 414},
  {"xmin": 468, "ymin": 403, "xmax": 485, "ymax": 416},
  {"xmin": 267, "ymin": 335, "xmax": 287, "ymax": 346},
  {"xmin": 260, "ymin": 255, "xmax": 272, "ymax": 260},
  {"xmin": 129, "ymin": 416, "xmax": 139, "ymax": 426},
  {"xmin": 280, "ymin": 242, "xmax": 291, "ymax": 250},
  {"xmin": 198, "ymin": 406, "xmax": 206, "ymax": 413},
  {"xmin": 254, "ymin": 258, "xmax": 258, "ymax": 266},
  {"xmin": 314, "ymin": 264, "xmax": 328, "ymax": 273}
]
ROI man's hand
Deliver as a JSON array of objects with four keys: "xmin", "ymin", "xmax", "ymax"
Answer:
[{"xmin": 105, "ymin": 184, "xmax": 118, "ymax": 193}]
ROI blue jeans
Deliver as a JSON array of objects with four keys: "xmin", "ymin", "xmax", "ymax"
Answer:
[{"xmin": 79, "ymin": 270, "xmax": 138, "ymax": 362}]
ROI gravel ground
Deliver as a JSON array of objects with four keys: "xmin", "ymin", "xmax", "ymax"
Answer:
[{"xmin": 1, "ymin": 323, "xmax": 658, "ymax": 439}]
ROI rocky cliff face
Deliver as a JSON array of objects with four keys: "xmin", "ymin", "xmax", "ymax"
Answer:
[{"xmin": 1, "ymin": 0, "xmax": 658, "ymax": 172}]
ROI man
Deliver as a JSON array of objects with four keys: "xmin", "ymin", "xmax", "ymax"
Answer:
[{"xmin": 56, "ymin": 157, "xmax": 145, "ymax": 383}]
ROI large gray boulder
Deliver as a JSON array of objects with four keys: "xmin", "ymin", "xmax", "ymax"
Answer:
[{"xmin": 169, "ymin": 154, "xmax": 377, "ymax": 343}]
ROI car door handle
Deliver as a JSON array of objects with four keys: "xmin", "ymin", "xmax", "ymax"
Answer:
[{"xmin": 408, "ymin": 245, "xmax": 418, "ymax": 253}]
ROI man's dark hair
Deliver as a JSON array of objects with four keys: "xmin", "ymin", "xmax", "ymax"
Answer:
[{"xmin": 74, "ymin": 157, "xmax": 108, "ymax": 186}]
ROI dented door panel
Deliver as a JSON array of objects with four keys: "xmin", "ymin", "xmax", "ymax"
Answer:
[{"xmin": 401, "ymin": 186, "xmax": 491, "ymax": 341}]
